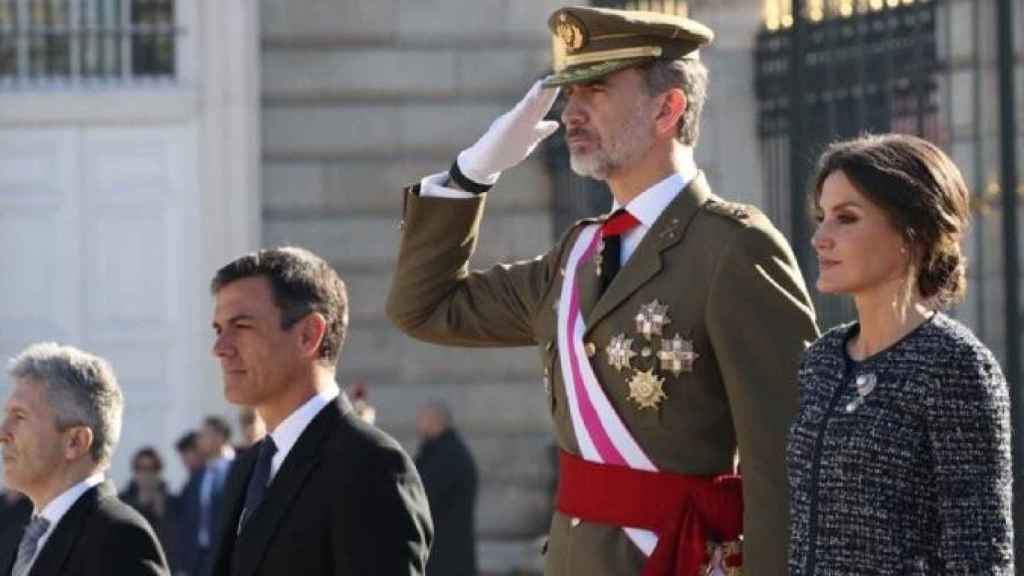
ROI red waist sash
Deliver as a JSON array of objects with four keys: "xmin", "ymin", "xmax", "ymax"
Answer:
[{"xmin": 556, "ymin": 450, "xmax": 743, "ymax": 576}]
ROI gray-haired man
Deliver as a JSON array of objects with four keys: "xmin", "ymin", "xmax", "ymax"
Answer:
[{"xmin": 0, "ymin": 342, "xmax": 169, "ymax": 576}]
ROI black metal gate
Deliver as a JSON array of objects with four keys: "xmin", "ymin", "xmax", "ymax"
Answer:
[{"xmin": 755, "ymin": 0, "xmax": 942, "ymax": 330}]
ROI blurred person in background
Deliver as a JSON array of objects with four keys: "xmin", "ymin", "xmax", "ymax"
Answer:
[
  {"xmin": 120, "ymin": 447, "xmax": 177, "ymax": 572},
  {"xmin": 415, "ymin": 401, "xmax": 478, "ymax": 576},
  {"xmin": 174, "ymin": 417, "xmax": 235, "ymax": 576},
  {"xmin": 348, "ymin": 383, "xmax": 376, "ymax": 425},
  {"xmin": 174, "ymin": 431, "xmax": 204, "ymax": 477},
  {"xmin": 171, "ymin": 430, "xmax": 205, "ymax": 575},
  {"xmin": 236, "ymin": 408, "xmax": 266, "ymax": 451}
]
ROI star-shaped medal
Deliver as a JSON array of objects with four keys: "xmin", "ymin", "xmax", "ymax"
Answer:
[
  {"xmin": 627, "ymin": 368, "xmax": 667, "ymax": 410},
  {"xmin": 604, "ymin": 334, "xmax": 636, "ymax": 372},
  {"xmin": 635, "ymin": 300, "xmax": 671, "ymax": 340},
  {"xmin": 657, "ymin": 334, "xmax": 700, "ymax": 376}
]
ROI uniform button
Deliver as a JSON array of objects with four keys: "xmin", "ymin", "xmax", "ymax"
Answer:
[
  {"xmin": 585, "ymin": 343, "xmax": 597, "ymax": 357},
  {"xmin": 570, "ymin": 517, "xmax": 581, "ymax": 527}
]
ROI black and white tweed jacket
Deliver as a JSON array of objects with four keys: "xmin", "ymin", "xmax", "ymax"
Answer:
[{"xmin": 787, "ymin": 313, "xmax": 1013, "ymax": 575}]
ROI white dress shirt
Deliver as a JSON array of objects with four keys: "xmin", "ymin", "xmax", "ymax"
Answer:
[
  {"xmin": 418, "ymin": 148, "xmax": 699, "ymax": 266},
  {"xmin": 268, "ymin": 387, "xmax": 340, "ymax": 480},
  {"xmin": 23, "ymin": 472, "xmax": 105, "ymax": 573}
]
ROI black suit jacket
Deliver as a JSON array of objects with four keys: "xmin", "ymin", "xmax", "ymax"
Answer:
[
  {"xmin": 0, "ymin": 481, "xmax": 169, "ymax": 576},
  {"xmin": 173, "ymin": 469, "xmax": 204, "ymax": 572},
  {"xmin": 207, "ymin": 394, "xmax": 433, "ymax": 576},
  {"xmin": 414, "ymin": 429, "xmax": 478, "ymax": 576}
]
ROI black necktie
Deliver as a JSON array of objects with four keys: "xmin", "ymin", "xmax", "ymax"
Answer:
[
  {"xmin": 237, "ymin": 437, "xmax": 277, "ymax": 534},
  {"xmin": 599, "ymin": 209, "xmax": 641, "ymax": 293}
]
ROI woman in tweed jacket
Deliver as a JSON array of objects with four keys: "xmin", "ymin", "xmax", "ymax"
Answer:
[{"xmin": 787, "ymin": 134, "xmax": 1013, "ymax": 575}]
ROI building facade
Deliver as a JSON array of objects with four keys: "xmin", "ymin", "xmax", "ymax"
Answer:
[{"xmin": 0, "ymin": 0, "xmax": 1019, "ymax": 573}]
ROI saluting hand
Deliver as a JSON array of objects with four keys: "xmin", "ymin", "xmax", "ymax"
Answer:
[{"xmin": 456, "ymin": 79, "xmax": 560, "ymax": 187}]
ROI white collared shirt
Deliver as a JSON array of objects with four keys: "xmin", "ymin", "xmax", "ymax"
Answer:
[
  {"xmin": 268, "ymin": 387, "xmax": 340, "ymax": 480},
  {"xmin": 24, "ymin": 472, "xmax": 105, "ymax": 573},
  {"xmin": 611, "ymin": 162, "xmax": 697, "ymax": 264},
  {"xmin": 418, "ymin": 148, "xmax": 699, "ymax": 265}
]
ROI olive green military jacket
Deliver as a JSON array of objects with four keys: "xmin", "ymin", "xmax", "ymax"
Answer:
[{"xmin": 387, "ymin": 173, "xmax": 819, "ymax": 576}]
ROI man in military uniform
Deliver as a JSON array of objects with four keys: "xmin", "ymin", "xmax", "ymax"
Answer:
[{"xmin": 387, "ymin": 6, "xmax": 818, "ymax": 576}]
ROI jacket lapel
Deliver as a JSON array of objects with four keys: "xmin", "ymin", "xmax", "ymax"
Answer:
[
  {"xmin": 231, "ymin": 394, "xmax": 352, "ymax": 576},
  {"xmin": 585, "ymin": 173, "xmax": 712, "ymax": 334},
  {"xmin": 575, "ymin": 221, "xmax": 604, "ymax": 320},
  {"xmin": 0, "ymin": 523, "xmax": 22, "ymax": 575},
  {"xmin": 208, "ymin": 445, "xmax": 256, "ymax": 576},
  {"xmin": 29, "ymin": 481, "xmax": 112, "ymax": 576}
]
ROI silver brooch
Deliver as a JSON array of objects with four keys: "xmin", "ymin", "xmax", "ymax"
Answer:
[{"xmin": 844, "ymin": 373, "xmax": 877, "ymax": 413}]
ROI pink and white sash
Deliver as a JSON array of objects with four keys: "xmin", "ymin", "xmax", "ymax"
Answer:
[{"xmin": 556, "ymin": 224, "xmax": 659, "ymax": 555}]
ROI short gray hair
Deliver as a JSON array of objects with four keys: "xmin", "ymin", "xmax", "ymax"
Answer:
[
  {"xmin": 641, "ymin": 58, "xmax": 709, "ymax": 146},
  {"xmin": 8, "ymin": 343, "xmax": 124, "ymax": 467}
]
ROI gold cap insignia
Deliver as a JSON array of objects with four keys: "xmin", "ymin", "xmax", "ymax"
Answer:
[{"xmin": 555, "ymin": 12, "xmax": 587, "ymax": 54}]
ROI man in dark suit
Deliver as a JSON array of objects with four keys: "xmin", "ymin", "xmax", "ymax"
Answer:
[
  {"xmin": 206, "ymin": 247, "xmax": 433, "ymax": 576},
  {"xmin": 414, "ymin": 402, "xmax": 478, "ymax": 576},
  {"xmin": 171, "ymin": 431, "xmax": 206, "ymax": 576},
  {"xmin": 0, "ymin": 342, "xmax": 169, "ymax": 576}
]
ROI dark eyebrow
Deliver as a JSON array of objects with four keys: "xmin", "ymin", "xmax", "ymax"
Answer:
[
  {"xmin": 825, "ymin": 201, "xmax": 862, "ymax": 212},
  {"xmin": 212, "ymin": 314, "xmax": 257, "ymax": 330}
]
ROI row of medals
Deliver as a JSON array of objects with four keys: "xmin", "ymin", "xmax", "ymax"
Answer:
[{"xmin": 606, "ymin": 299, "xmax": 699, "ymax": 410}]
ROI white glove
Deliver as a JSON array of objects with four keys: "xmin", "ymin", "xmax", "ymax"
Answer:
[{"xmin": 456, "ymin": 80, "xmax": 561, "ymax": 186}]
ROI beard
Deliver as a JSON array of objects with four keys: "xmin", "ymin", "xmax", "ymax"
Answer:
[{"xmin": 568, "ymin": 102, "xmax": 656, "ymax": 180}]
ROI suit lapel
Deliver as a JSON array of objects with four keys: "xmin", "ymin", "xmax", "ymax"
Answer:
[
  {"xmin": 584, "ymin": 173, "xmax": 712, "ymax": 334},
  {"xmin": 209, "ymin": 446, "xmax": 256, "ymax": 576},
  {"xmin": 29, "ymin": 482, "xmax": 111, "ymax": 576},
  {"xmin": 0, "ymin": 523, "xmax": 22, "ymax": 575},
  {"xmin": 232, "ymin": 394, "xmax": 351, "ymax": 576}
]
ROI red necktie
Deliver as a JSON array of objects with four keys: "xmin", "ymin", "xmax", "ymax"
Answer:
[{"xmin": 599, "ymin": 209, "xmax": 641, "ymax": 293}]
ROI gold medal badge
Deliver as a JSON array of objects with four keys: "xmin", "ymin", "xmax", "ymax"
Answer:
[{"xmin": 627, "ymin": 368, "xmax": 667, "ymax": 410}]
